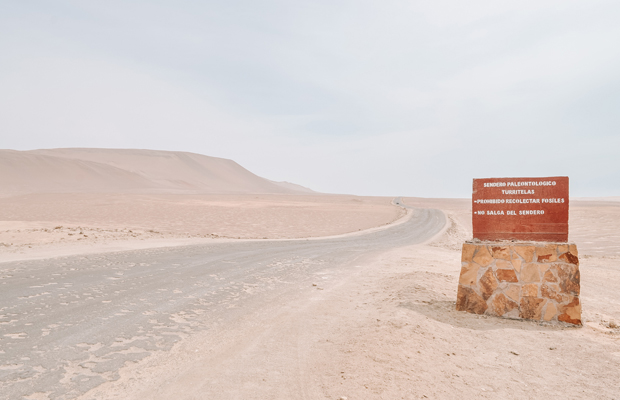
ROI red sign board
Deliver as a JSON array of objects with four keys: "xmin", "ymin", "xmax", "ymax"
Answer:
[{"xmin": 472, "ymin": 176, "xmax": 569, "ymax": 242}]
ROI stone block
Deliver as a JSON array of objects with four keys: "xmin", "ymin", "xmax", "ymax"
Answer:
[
  {"xmin": 557, "ymin": 244, "xmax": 569, "ymax": 255},
  {"xmin": 511, "ymin": 258, "xmax": 522, "ymax": 272},
  {"xmin": 514, "ymin": 245, "xmax": 535, "ymax": 262},
  {"xmin": 521, "ymin": 283, "xmax": 538, "ymax": 297},
  {"xmin": 520, "ymin": 297, "xmax": 546, "ymax": 319},
  {"xmin": 559, "ymin": 251, "xmax": 579, "ymax": 265},
  {"xmin": 558, "ymin": 297, "xmax": 581, "ymax": 325},
  {"xmin": 461, "ymin": 243, "xmax": 476, "ymax": 262},
  {"xmin": 504, "ymin": 284, "xmax": 520, "ymax": 302},
  {"xmin": 496, "ymin": 269, "xmax": 518, "ymax": 283},
  {"xmin": 495, "ymin": 259, "xmax": 512, "ymax": 270},
  {"xmin": 473, "ymin": 246, "xmax": 493, "ymax": 267},
  {"xmin": 541, "ymin": 283, "xmax": 563, "ymax": 302},
  {"xmin": 543, "ymin": 269, "xmax": 557, "ymax": 283},
  {"xmin": 520, "ymin": 263, "xmax": 540, "ymax": 283},
  {"xmin": 553, "ymin": 264, "xmax": 580, "ymax": 295},
  {"xmin": 456, "ymin": 241, "xmax": 581, "ymax": 326},
  {"xmin": 568, "ymin": 244, "xmax": 578, "ymax": 258},
  {"xmin": 479, "ymin": 267, "xmax": 498, "ymax": 300},
  {"xmin": 456, "ymin": 286, "xmax": 487, "ymax": 314},
  {"xmin": 491, "ymin": 246, "xmax": 511, "ymax": 260},
  {"xmin": 536, "ymin": 244, "xmax": 558, "ymax": 262},
  {"xmin": 543, "ymin": 302, "xmax": 558, "ymax": 321},
  {"xmin": 459, "ymin": 263, "xmax": 480, "ymax": 286},
  {"xmin": 490, "ymin": 293, "xmax": 518, "ymax": 317}
]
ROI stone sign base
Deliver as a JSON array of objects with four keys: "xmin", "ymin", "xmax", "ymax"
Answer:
[{"xmin": 456, "ymin": 241, "xmax": 581, "ymax": 325}]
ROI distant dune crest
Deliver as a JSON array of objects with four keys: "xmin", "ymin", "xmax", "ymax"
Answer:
[{"xmin": 0, "ymin": 148, "xmax": 315, "ymax": 195}]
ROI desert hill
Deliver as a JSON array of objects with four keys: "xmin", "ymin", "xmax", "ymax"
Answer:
[{"xmin": 1, "ymin": 148, "xmax": 314, "ymax": 195}]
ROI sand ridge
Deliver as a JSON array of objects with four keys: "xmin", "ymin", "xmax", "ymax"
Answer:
[{"xmin": 0, "ymin": 148, "xmax": 313, "ymax": 195}]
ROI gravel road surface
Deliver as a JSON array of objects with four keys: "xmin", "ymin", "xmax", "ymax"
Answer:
[{"xmin": 0, "ymin": 203, "xmax": 445, "ymax": 399}]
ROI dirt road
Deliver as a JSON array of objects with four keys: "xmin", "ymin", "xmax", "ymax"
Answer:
[{"xmin": 0, "ymin": 205, "xmax": 445, "ymax": 399}]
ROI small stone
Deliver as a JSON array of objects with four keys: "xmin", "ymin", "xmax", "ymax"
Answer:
[
  {"xmin": 490, "ymin": 293, "xmax": 518, "ymax": 316},
  {"xmin": 456, "ymin": 286, "xmax": 488, "ymax": 314},
  {"xmin": 557, "ymin": 244, "xmax": 569, "ymax": 255},
  {"xmin": 543, "ymin": 269, "xmax": 557, "ymax": 283},
  {"xmin": 521, "ymin": 283, "xmax": 538, "ymax": 297},
  {"xmin": 536, "ymin": 244, "xmax": 558, "ymax": 263},
  {"xmin": 479, "ymin": 268, "xmax": 498, "ymax": 300},
  {"xmin": 511, "ymin": 258, "xmax": 522, "ymax": 273},
  {"xmin": 514, "ymin": 245, "xmax": 535, "ymax": 263},
  {"xmin": 568, "ymin": 244, "xmax": 579, "ymax": 258},
  {"xmin": 491, "ymin": 246, "xmax": 511, "ymax": 260},
  {"xmin": 495, "ymin": 259, "xmax": 512, "ymax": 269},
  {"xmin": 543, "ymin": 302, "xmax": 558, "ymax": 321},
  {"xmin": 496, "ymin": 269, "xmax": 518, "ymax": 282},
  {"xmin": 558, "ymin": 296, "xmax": 581, "ymax": 325},
  {"xmin": 553, "ymin": 264, "xmax": 580, "ymax": 295},
  {"xmin": 520, "ymin": 297, "xmax": 546, "ymax": 320},
  {"xmin": 558, "ymin": 313, "xmax": 580, "ymax": 325},
  {"xmin": 559, "ymin": 252, "xmax": 579, "ymax": 265},
  {"xmin": 541, "ymin": 283, "xmax": 563, "ymax": 302},
  {"xmin": 473, "ymin": 246, "xmax": 493, "ymax": 267},
  {"xmin": 520, "ymin": 263, "xmax": 540, "ymax": 283},
  {"xmin": 459, "ymin": 262, "xmax": 480, "ymax": 286},
  {"xmin": 504, "ymin": 284, "xmax": 520, "ymax": 302},
  {"xmin": 461, "ymin": 243, "xmax": 477, "ymax": 262}
]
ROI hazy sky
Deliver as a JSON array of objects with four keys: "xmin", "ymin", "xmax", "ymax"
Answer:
[{"xmin": 2, "ymin": 1, "xmax": 619, "ymax": 197}]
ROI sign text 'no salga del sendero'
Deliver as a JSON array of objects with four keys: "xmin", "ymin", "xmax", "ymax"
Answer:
[{"xmin": 472, "ymin": 176, "xmax": 569, "ymax": 242}]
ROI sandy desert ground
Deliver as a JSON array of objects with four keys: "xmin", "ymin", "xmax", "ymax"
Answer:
[
  {"xmin": 0, "ymin": 193, "xmax": 404, "ymax": 263},
  {"xmin": 78, "ymin": 197, "xmax": 620, "ymax": 400},
  {"xmin": 1, "ymin": 194, "xmax": 618, "ymax": 399},
  {"xmin": 1, "ymin": 149, "xmax": 619, "ymax": 399},
  {"xmin": 0, "ymin": 149, "xmax": 402, "ymax": 262}
]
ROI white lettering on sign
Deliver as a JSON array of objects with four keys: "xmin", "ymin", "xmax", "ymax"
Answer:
[
  {"xmin": 475, "ymin": 198, "xmax": 565, "ymax": 204},
  {"xmin": 501, "ymin": 189, "xmax": 535, "ymax": 195},
  {"xmin": 475, "ymin": 199, "xmax": 505, "ymax": 204},
  {"xmin": 473, "ymin": 176, "xmax": 568, "ymax": 241},
  {"xmin": 483, "ymin": 182, "xmax": 507, "ymax": 187},
  {"xmin": 477, "ymin": 209, "xmax": 548, "ymax": 216},
  {"xmin": 484, "ymin": 181, "xmax": 556, "ymax": 188},
  {"xmin": 506, "ymin": 198, "xmax": 540, "ymax": 203},
  {"xmin": 519, "ymin": 210, "xmax": 545, "ymax": 215}
]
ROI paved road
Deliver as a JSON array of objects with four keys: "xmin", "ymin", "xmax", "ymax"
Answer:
[{"xmin": 0, "ymin": 202, "xmax": 445, "ymax": 399}]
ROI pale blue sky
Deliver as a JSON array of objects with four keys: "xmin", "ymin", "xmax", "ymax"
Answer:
[{"xmin": 1, "ymin": 0, "xmax": 619, "ymax": 196}]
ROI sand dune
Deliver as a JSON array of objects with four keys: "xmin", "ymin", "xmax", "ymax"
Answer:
[
  {"xmin": 0, "ymin": 148, "xmax": 403, "ymax": 262},
  {"xmin": 1, "ymin": 148, "xmax": 313, "ymax": 195},
  {"xmin": 0, "ymin": 150, "xmax": 159, "ymax": 195}
]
